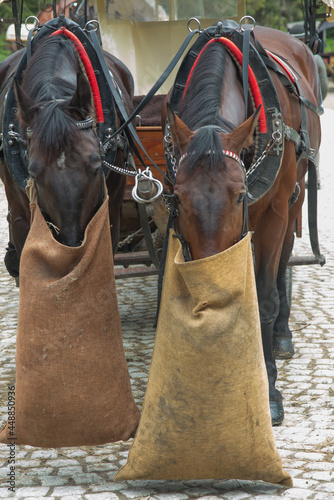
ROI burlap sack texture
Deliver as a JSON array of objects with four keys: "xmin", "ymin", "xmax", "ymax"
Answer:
[
  {"xmin": 115, "ymin": 230, "xmax": 292, "ymax": 487},
  {"xmin": 0, "ymin": 182, "xmax": 140, "ymax": 447}
]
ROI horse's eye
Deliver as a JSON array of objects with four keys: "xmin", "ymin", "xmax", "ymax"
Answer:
[
  {"xmin": 92, "ymin": 164, "xmax": 102, "ymax": 176},
  {"xmin": 28, "ymin": 160, "xmax": 42, "ymax": 179},
  {"xmin": 237, "ymin": 192, "xmax": 245, "ymax": 205},
  {"xmin": 89, "ymin": 153, "xmax": 102, "ymax": 176}
]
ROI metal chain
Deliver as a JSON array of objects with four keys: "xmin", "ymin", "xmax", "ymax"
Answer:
[
  {"xmin": 163, "ymin": 132, "xmax": 177, "ymax": 174},
  {"xmin": 246, "ymin": 130, "xmax": 282, "ymax": 179},
  {"xmin": 164, "ymin": 129, "xmax": 282, "ymax": 180},
  {"xmin": 102, "ymin": 159, "xmax": 137, "ymax": 177}
]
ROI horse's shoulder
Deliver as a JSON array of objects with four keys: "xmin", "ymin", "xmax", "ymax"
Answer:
[{"xmin": 102, "ymin": 50, "xmax": 134, "ymax": 101}]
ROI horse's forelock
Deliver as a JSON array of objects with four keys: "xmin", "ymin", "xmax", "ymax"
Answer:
[
  {"xmin": 32, "ymin": 103, "xmax": 80, "ymax": 160},
  {"xmin": 181, "ymin": 127, "xmax": 226, "ymax": 174},
  {"xmin": 22, "ymin": 36, "xmax": 80, "ymax": 97},
  {"xmin": 22, "ymin": 36, "xmax": 85, "ymax": 160}
]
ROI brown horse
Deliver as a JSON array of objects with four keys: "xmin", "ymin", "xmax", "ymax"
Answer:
[
  {"xmin": 0, "ymin": 24, "xmax": 133, "ymax": 279},
  {"xmin": 165, "ymin": 24, "xmax": 321, "ymax": 425}
]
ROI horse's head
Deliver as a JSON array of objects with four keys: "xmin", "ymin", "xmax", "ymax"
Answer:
[
  {"xmin": 14, "ymin": 68, "xmax": 105, "ymax": 247},
  {"xmin": 167, "ymin": 105, "xmax": 260, "ymax": 260}
]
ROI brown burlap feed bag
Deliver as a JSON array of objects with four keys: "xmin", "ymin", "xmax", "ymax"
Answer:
[
  {"xmin": 0, "ymin": 189, "xmax": 139, "ymax": 447},
  {"xmin": 115, "ymin": 230, "xmax": 292, "ymax": 486}
]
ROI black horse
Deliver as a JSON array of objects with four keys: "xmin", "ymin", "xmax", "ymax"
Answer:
[{"xmin": 0, "ymin": 22, "xmax": 133, "ymax": 277}]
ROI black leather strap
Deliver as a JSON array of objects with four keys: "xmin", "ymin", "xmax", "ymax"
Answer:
[
  {"xmin": 87, "ymin": 26, "xmax": 200, "ymax": 184},
  {"xmin": 99, "ymin": 27, "xmax": 201, "ymax": 138},
  {"xmin": 242, "ymin": 28, "xmax": 251, "ymax": 120},
  {"xmin": 307, "ymin": 158, "xmax": 325, "ymax": 265},
  {"xmin": 138, "ymin": 203, "xmax": 160, "ymax": 269}
]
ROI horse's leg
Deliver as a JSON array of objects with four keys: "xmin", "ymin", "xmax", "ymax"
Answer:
[
  {"xmin": 252, "ymin": 204, "xmax": 289, "ymax": 426},
  {"xmin": 273, "ymin": 154, "xmax": 307, "ymax": 359},
  {"xmin": 2, "ymin": 166, "xmax": 30, "ymax": 280},
  {"xmin": 272, "ymin": 226, "xmax": 295, "ymax": 359},
  {"xmin": 273, "ymin": 177, "xmax": 306, "ymax": 359}
]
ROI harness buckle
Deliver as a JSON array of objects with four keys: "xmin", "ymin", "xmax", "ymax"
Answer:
[{"xmin": 132, "ymin": 167, "xmax": 164, "ymax": 204}]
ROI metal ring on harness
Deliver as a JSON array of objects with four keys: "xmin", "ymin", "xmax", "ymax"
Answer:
[
  {"xmin": 239, "ymin": 16, "xmax": 256, "ymax": 31},
  {"xmin": 84, "ymin": 20, "xmax": 99, "ymax": 32},
  {"xmin": 25, "ymin": 16, "xmax": 40, "ymax": 31},
  {"xmin": 132, "ymin": 168, "xmax": 164, "ymax": 204},
  {"xmin": 187, "ymin": 18, "xmax": 202, "ymax": 33}
]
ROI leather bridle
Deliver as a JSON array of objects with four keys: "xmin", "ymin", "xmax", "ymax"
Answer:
[{"xmin": 171, "ymin": 141, "xmax": 249, "ymax": 261}]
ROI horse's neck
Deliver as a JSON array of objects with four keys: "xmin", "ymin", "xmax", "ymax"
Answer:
[
  {"xmin": 31, "ymin": 48, "xmax": 78, "ymax": 103},
  {"xmin": 53, "ymin": 54, "xmax": 78, "ymax": 92},
  {"xmin": 219, "ymin": 55, "xmax": 245, "ymax": 130}
]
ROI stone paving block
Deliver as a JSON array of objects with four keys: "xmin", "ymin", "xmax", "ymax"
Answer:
[
  {"xmin": 31, "ymin": 449, "xmax": 59, "ymax": 459},
  {"xmin": 0, "ymin": 488, "xmax": 15, "ymax": 498},
  {"xmin": 152, "ymin": 493, "xmax": 190, "ymax": 500},
  {"xmin": 52, "ymin": 486, "xmax": 87, "ymax": 497},
  {"xmin": 291, "ymin": 478, "xmax": 319, "ymax": 489},
  {"xmin": 86, "ymin": 463, "xmax": 119, "ymax": 473},
  {"xmin": 90, "ymin": 483, "xmax": 126, "ymax": 493},
  {"xmin": 14, "ymin": 486, "xmax": 50, "ymax": 497},
  {"xmin": 121, "ymin": 488, "xmax": 157, "ymax": 498},
  {"xmin": 216, "ymin": 491, "xmax": 252, "ymax": 499},
  {"xmin": 39, "ymin": 476, "xmax": 69, "ymax": 487},
  {"xmin": 46, "ymin": 459, "xmax": 80, "ymax": 467},
  {"xmin": 183, "ymin": 497, "xmax": 221, "ymax": 500},
  {"xmin": 313, "ymin": 481, "xmax": 334, "ymax": 493},
  {"xmin": 313, "ymin": 493, "xmax": 334, "ymax": 499},
  {"xmin": 60, "ymin": 496, "xmax": 85, "ymax": 500},
  {"xmin": 182, "ymin": 487, "xmax": 219, "ymax": 497},
  {"xmin": 84, "ymin": 494, "xmax": 119, "ymax": 500},
  {"xmin": 282, "ymin": 488, "xmax": 316, "ymax": 498},
  {"xmin": 303, "ymin": 470, "xmax": 334, "ymax": 481},
  {"xmin": 24, "ymin": 467, "xmax": 55, "ymax": 477},
  {"xmin": 23, "ymin": 498, "xmax": 56, "ymax": 500},
  {"xmin": 57, "ymin": 466, "xmax": 85, "ymax": 477}
]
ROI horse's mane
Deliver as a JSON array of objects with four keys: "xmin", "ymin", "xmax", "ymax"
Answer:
[
  {"xmin": 178, "ymin": 42, "xmax": 236, "ymax": 173},
  {"xmin": 21, "ymin": 36, "xmax": 86, "ymax": 156}
]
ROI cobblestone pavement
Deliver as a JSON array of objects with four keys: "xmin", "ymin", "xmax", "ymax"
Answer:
[{"xmin": 0, "ymin": 100, "xmax": 334, "ymax": 499}]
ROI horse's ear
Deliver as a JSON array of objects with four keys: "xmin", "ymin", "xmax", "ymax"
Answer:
[
  {"xmin": 166, "ymin": 103, "xmax": 194, "ymax": 153},
  {"xmin": 14, "ymin": 77, "xmax": 36, "ymax": 126},
  {"xmin": 70, "ymin": 73, "xmax": 92, "ymax": 115},
  {"xmin": 223, "ymin": 105, "xmax": 261, "ymax": 152}
]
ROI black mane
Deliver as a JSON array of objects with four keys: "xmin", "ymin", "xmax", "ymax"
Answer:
[
  {"xmin": 21, "ymin": 36, "xmax": 83, "ymax": 156},
  {"xmin": 178, "ymin": 42, "xmax": 235, "ymax": 173}
]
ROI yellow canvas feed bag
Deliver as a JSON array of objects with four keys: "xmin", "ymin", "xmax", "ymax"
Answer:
[{"xmin": 115, "ymin": 230, "xmax": 292, "ymax": 486}]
